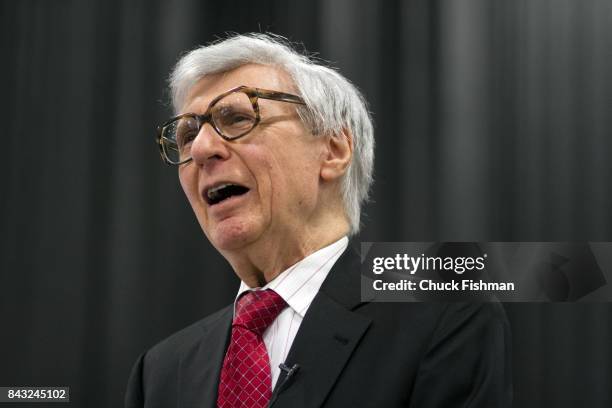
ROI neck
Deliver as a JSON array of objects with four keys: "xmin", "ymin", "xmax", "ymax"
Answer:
[{"xmin": 222, "ymin": 217, "xmax": 349, "ymax": 288}]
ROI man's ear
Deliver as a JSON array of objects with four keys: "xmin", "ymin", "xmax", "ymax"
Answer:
[{"xmin": 320, "ymin": 128, "xmax": 353, "ymax": 182}]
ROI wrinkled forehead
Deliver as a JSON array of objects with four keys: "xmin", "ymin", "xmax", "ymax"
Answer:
[{"xmin": 181, "ymin": 63, "xmax": 297, "ymax": 114}]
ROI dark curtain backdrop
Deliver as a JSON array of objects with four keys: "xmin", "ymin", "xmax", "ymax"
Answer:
[{"xmin": 1, "ymin": 0, "xmax": 611, "ymax": 407}]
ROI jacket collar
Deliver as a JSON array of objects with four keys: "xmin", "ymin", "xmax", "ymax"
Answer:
[{"xmin": 271, "ymin": 241, "xmax": 372, "ymax": 408}]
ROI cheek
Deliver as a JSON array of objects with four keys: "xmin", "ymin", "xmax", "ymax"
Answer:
[
  {"xmin": 178, "ymin": 167, "xmax": 200, "ymax": 207},
  {"xmin": 273, "ymin": 158, "xmax": 320, "ymax": 211},
  {"xmin": 239, "ymin": 140, "xmax": 321, "ymax": 214},
  {"xmin": 242, "ymin": 147, "xmax": 289, "ymax": 215},
  {"xmin": 256, "ymin": 154, "xmax": 279, "ymax": 209}
]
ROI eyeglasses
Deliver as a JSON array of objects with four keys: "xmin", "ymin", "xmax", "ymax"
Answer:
[{"xmin": 156, "ymin": 85, "xmax": 306, "ymax": 165}]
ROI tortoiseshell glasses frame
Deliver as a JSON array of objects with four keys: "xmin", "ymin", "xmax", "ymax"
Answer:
[{"xmin": 156, "ymin": 85, "xmax": 306, "ymax": 165}]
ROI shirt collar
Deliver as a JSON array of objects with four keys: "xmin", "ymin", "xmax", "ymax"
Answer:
[{"xmin": 234, "ymin": 236, "xmax": 349, "ymax": 318}]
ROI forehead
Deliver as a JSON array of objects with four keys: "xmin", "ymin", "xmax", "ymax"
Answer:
[{"xmin": 182, "ymin": 64, "xmax": 295, "ymax": 113}]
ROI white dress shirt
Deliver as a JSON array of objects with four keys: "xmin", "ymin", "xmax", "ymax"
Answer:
[{"xmin": 233, "ymin": 236, "xmax": 349, "ymax": 388}]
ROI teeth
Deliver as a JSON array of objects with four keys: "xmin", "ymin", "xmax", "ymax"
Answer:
[
  {"xmin": 207, "ymin": 183, "xmax": 233, "ymax": 199},
  {"xmin": 205, "ymin": 183, "xmax": 249, "ymax": 205}
]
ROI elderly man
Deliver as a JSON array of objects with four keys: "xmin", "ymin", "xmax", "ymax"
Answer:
[{"xmin": 126, "ymin": 34, "xmax": 511, "ymax": 408}]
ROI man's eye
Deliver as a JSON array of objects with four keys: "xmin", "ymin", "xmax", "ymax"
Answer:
[
  {"xmin": 219, "ymin": 111, "xmax": 255, "ymax": 129},
  {"xmin": 228, "ymin": 113, "xmax": 253, "ymax": 125},
  {"xmin": 215, "ymin": 106, "xmax": 255, "ymax": 128},
  {"xmin": 177, "ymin": 131, "xmax": 197, "ymax": 147}
]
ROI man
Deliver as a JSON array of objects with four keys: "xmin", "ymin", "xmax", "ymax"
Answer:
[{"xmin": 126, "ymin": 33, "xmax": 511, "ymax": 407}]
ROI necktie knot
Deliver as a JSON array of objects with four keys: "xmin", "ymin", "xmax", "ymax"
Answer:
[{"xmin": 234, "ymin": 289, "xmax": 286, "ymax": 336}]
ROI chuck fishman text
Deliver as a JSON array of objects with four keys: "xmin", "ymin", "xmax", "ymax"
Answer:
[{"xmin": 373, "ymin": 279, "xmax": 515, "ymax": 292}]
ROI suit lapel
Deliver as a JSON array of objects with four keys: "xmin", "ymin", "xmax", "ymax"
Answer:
[
  {"xmin": 273, "ymin": 244, "xmax": 372, "ymax": 408},
  {"xmin": 178, "ymin": 306, "xmax": 232, "ymax": 408}
]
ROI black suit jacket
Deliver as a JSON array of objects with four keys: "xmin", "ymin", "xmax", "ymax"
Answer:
[{"xmin": 125, "ymin": 245, "xmax": 512, "ymax": 407}]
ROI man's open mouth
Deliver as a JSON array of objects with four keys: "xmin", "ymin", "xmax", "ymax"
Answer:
[{"xmin": 205, "ymin": 183, "xmax": 250, "ymax": 205}]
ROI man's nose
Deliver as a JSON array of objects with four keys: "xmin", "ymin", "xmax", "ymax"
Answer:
[{"xmin": 190, "ymin": 123, "xmax": 230, "ymax": 165}]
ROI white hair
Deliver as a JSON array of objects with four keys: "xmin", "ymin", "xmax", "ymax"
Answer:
[{"xmin": 169, "ymin": 33, "xmax": 374, "ymax": 235}]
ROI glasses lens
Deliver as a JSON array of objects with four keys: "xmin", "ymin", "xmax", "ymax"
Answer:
[
  {"xmin": 162, "ymin": 115, "xmax": 199, "ymax": 164},
  {"xmin": 211, "ymin": 91, "xmax": 257, "ymax": 139}
]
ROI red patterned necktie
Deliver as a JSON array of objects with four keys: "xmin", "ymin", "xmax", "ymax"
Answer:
[{"xmin": 217, "ymin": 289, "xmax": 287, "ymax": 408}]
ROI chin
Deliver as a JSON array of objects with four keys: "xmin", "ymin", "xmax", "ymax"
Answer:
[{"xmin": 207, "ymin": 218, "xmax": 262, "ymax": 252}]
